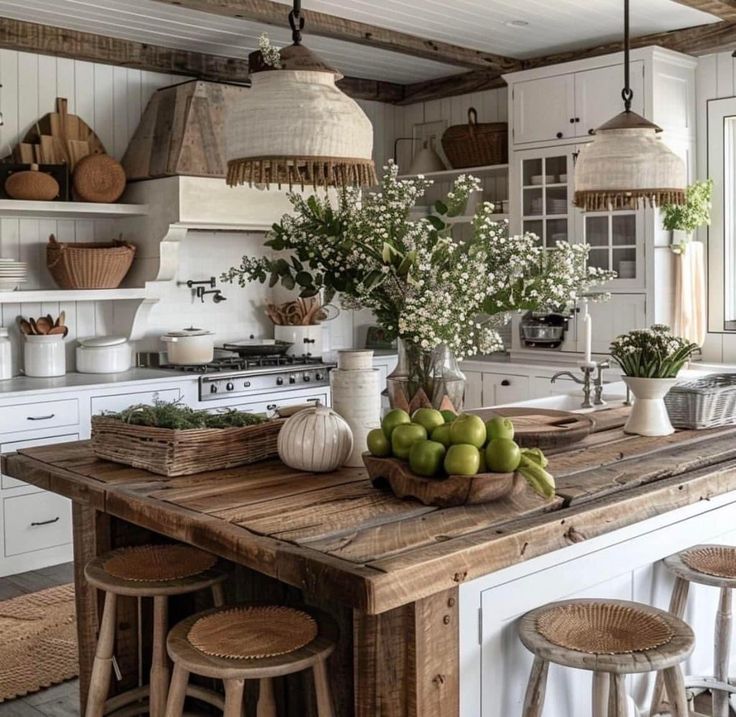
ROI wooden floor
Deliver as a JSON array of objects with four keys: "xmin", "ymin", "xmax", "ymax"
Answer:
[{"xmin": 0, "ymin": 562, "xmax": 79, "ymax": 717}]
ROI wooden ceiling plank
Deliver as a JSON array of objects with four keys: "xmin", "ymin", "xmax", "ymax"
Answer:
[
  {"xmin": 670, "ymin": 0, "xmax": 736, "ymax": 23},
  {"xmin": 150, "ymin": 0, "xmax": 519, "ymax": 72}
]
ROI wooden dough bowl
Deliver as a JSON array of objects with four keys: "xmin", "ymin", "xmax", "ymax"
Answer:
[{"xmin": 363, "ymin": 454, "xmax": 521, "ymax": 507}]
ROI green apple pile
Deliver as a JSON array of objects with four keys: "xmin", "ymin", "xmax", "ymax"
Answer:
[{"xmin": 366, "ymin": 408, "xmax": 556, "ymax": 499}]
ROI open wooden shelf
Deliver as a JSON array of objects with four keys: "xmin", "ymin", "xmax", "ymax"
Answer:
[
  {"xmin": 0, "ymin": 288, "xmax": 148, "ymax": 303},
  {"xmin": 0, "ymin": 200, "xmax": 149, "ymax": 219},
  {"xmin": 398, "ymin": 163, "xmax": 509, "ymax": 181}
]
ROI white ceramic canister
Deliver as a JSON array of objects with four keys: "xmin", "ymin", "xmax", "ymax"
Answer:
[
  {"xmin": 329, "ymin": 349, "xmax": 381, "ymax": 467},
  {"xmin": 161, "ymin": 328, "xmax": 214, "ymax": 365},
  {"xmin": 274, "ymin": 325, "xmax": 323, "ymax": 358},
  {"xmin": 76, "ymin": 336, "xmax": 132, "ymax": 374},
  {"xmin": 24, "ymin": 334, "xmax": 66, "ymax": 377},
  {"xmin": 0, "ymin": 327, "xmax": 12, "ymax": 380}
]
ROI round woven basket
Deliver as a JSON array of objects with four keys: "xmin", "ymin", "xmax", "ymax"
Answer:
[
  {"xmin": 682, "ymin": 546, "xmax": 736, "ymax": 579},
  {"xmin": 102, "ymin": 544, "xmax": 217, "ymax": 582},
  {"xmin": 47, "ymin": 234, "xmax": 135, "ymax": 289},
  {"xmin": 188, "ymin": 606, "xmax": 318, "ymax": 659},
  {"xmin": 4, "ymin": 168, "xmax": 59, "ymax": 201},
  {"xmin": 72, "ymin": 153, "xmax": 126, "ymax": 203},
  {"xmin": 536, "ymin": 602, "xmax": 674, "ymax": 655}
]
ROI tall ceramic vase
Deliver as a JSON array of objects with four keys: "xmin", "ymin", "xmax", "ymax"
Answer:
[
  {"xmin": 330, "ymin": 350, "xmax": 381, "ymax": 467},
  {"xmin": 622, "ymin": 376, "xmax": 678, "ymax": 437}
]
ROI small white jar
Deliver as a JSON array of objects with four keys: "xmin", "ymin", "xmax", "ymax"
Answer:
[
  {"xmin": 0, "ymin": 327, "xmax": 12, "ymax": 380},
  {"xmin": 76, "ymin": 336, "xmax": 132, "ymax": 374},
  {"xmin": 25, "ymin": 334, "xmax": 66, "ymax": 377}
]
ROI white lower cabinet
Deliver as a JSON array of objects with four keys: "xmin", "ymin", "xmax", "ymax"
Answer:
[
  {"xmin": 483, "ymin": 372, "xmax": 530, "ymax": 406},
  {"xmin": 91, "ymin": 387, "xmax": 182, "ymax": 415},
  {"xmin": 464, "ymin": 371, "xmax": 484, "ymax": 410}
]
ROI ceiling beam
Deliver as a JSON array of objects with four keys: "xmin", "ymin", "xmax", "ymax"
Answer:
[
  {"xmin": 400, "ymin": 69, "xmax": 506, "ymax": 106},
  {"xmin": 152, "ymin": 0, "xmax": 519, "ymax": 72},
  {"xmin": 670, "ymin": 0, "xmax": 736, "ymax": 22},
  {"xmin": 0, "ymin": 17, "xmax": 404, "ymax": 104}
]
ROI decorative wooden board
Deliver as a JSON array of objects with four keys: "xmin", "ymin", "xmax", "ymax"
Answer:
[
  {"xmin": 363, "ymin": 454, "xmax": 518, "ymax": 507},
  {"xmin": 472, "ymin": 407, "xmax": 594, "ymax": 449}
]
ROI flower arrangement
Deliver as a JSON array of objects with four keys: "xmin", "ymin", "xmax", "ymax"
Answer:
[
  {"xmin": 258, "ymin": 33, "xmax": 282, "ymax": 68},
  {"xmin": 610, "ymin": 325, "xmax": 698, "ymax": 378}
]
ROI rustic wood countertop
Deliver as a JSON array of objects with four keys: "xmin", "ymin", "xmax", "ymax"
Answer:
[{"xmin": 6, "ymin": 405, "xmax": 736, "ymax": 616}]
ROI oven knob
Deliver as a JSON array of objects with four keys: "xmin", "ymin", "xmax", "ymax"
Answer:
[
  {"xmin": 289, "ymin": 375, "xmax": 296, "ymax": 384},
  {"xmin": 276, "ymin": 377, "xmax": 284, "ymax": 386},
  {"xmin": 303, "ymin": 374, "xmax": 311, "ymax": 382},
  {"xmin": 315, "ymin": 372, "xmax": 323, "ymax": 381},
  {"xmin": 243, "ymin": 381, "xmax": 251, "ymax": 388},
  {"xmin": 210, "ymin": 384, "xmax": 218, "ymax": 394},
  {"xmin": 226, "ymin": 382, "xmax": 234, "ymax": 391}
]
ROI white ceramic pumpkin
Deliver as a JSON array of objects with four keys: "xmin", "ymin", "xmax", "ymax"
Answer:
[{"xmin": 277, "ymin": 404, "xmax": 353, "ymax": 472}]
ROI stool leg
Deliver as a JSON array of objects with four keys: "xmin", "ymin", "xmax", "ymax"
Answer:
[
  {"xmin": 224, "ymin": 679, "xmax": 246, "ymax": 717},
  {"xmin": 650, "ymin": 576, "xmax": 690, "ymax": 716},
  {"xmin": 257, "ymin": 678, "xmax": 277, "ymax": 717},
  {"xmin": 592, "ymin": 672, "xmax": 609, "ymax": 717},
  {"xmin": 313, "ymin": 659, "xmax": 335, "ymax": 717},
  {"xmin": 714, "ymin": 586, "xmax": 732, "ymax": 717},
  {"xmin": 164, "ymin": 663, "xmax": 189, "ymax": 717},
  {"xmin": 522, "ymin": 656, "xmax": 548, "ymax": 717},
  {"xmin": 211, "ymin": 581, "xmax": 225, "ymax": 607},
  {"xmin": 607, "ymin": 674, "xmax": 627, "ymax": 717},
  {"xmin": 662, "ymin": 665, "xmax": 689, "ymax": 717},
  {"xmin": 149, "ymin": 596, "xmax": 170, "ymax": 717},
  {"xmin": 85, "ymin": 591, "xmax": 117, "ymax": 717}
]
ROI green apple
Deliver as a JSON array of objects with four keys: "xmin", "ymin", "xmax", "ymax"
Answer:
[
  {"xmin": 485, "ymin": 438, "xmax": 522, "ymax": 473},
  {"xmin": 449, "ymin": 414, "xmax": 487, "ymax": 449},
  {"xmin": 381, "ymin": 408, "xmax": 411, "ymax": 439},
  {"xmin": 444, "ymin": 444, "xmax": 481, "ymax": 476},
  {"xmin": 409, "ymin": 440, "xmax": 446, "ymax": 478},
  {"xmin": 411, "ymin": 407, "xmax": 445, "ymax": 434},
  {"xmin": 478, "ymin": 450, "xmax": 487, "ymax": 473},
  {"xmin": 441, "ymin": 409, "xmax": 458, "ymax": 423},
  {"xmin": 366, "ymin": 428, "xmax": 391, "ymax": 457},
  {"xmin": 391, "ymin": 423, "xmax": 428, "ymax": 459},
  {"xmin": 485, "ymin": 416, "xmax": 515, "ymax": 441},
  {"xmin": 430, "ymin": 423, "xmax": 452, "ymax": 448}
]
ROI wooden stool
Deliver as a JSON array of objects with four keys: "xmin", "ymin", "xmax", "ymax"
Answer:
[
  {"xmin": 163, "ymin": 603, "xmax": 338, "ymax": 717},
  {"xmin": 84, "ymin": 544, "xmax": 228, "ymax": 717},
  {"xmin": 519, "ymin": 598, "xmax": 694, "ymax": 717},
  {"xmin": 650, "ymin": 544, "xmax": 736, "ymax": 717}
]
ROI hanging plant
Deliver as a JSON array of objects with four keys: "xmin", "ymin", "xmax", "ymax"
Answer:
[{"xmin": 661, "ymin": 179, "xmax": 713, "ymax": 253}]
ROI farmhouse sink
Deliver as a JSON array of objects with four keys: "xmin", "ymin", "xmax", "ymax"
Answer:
[{"xmin": 493, "ymin": 382, "xmax": 628, "ymax": 414}]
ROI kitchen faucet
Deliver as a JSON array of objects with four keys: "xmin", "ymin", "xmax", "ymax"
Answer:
[{"xmin": 551, "ymin": 360, "xmax": 610, "ymax": 409}]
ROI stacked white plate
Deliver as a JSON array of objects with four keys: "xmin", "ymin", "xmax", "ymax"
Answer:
[{"xmin": 0, "ymin": 258, "xmax": 27, "ymax": 292}]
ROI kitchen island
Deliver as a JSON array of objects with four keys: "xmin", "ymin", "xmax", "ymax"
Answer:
[{"xmin": 5, "ymin": 404, "xmax": 736, "ymax": 716}]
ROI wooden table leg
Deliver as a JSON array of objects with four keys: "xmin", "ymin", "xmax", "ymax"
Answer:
[
  {"xmin": 353, "ymin": 587, "xmax": 459, "ymax": 717},
  {"xmin": 714, "ymin": 587, "xmax": 732, "ymax": 717}
]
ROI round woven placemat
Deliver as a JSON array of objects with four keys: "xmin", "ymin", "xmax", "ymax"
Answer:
[
  {"xmin": 682, "ymin": 546, "xmax": 736, "ymax": 579},
  {"xmin": 188, "ymin": 606, "xmax": 318, "ymax": 660},
  {"xmin": 103, "ymin": 544, "xmax": 217, "ymax": 582},
  {"xmin": 536, "ymin": 603, "xmax": 674, "ymax": 655}
]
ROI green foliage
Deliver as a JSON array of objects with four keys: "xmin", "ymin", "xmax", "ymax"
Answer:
[
  {"xmin": 610, "ymin": 325, "xmax": 698, "ymax": 378},
  {"xmin": 104, "ymin": 399, "xmax": 266, "ymax": 430},
  {"xmin": 661, "ymin": 180, "xmax": 713, "ymax": 233}
]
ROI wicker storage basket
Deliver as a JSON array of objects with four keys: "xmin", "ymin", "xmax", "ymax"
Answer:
[
  {"xmin": 47, "ymin": 234, "xmax": 135, "ymax": 289},
  {"xmin": 664, "ymin": 373, "xmax": 736, "ymax": 429},
  {"xmin": 91, "ymin": 415, "xmax": 284, "ymax": 476},
  {"xmin": 441, "ymin": 108, "xmax": 508, "ymax": 169}
]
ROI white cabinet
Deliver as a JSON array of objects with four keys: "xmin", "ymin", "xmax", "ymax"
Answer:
[
  {"xmin": 583, "ymin": 210, "xmax": 645, "ymax": 290},
  {"xmin": 464, "ymin": 371, "xmax": 484, "ymax": 410},
  {"xmin": 482, "ymin": 372, "xmax": 530, "ymax": 406},
  {"xmin": 580, "ymin": 295, "xmax": 647, "ymax": 354},
  {"xmin": 91, "ymin": 387, "xmax": 181, "ymax": 415}
]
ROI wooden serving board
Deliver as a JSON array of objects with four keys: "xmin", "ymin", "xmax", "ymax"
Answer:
[
  {"xmin": 472, "ymin": 407, "xmax": 594, "ymax": 449},
  {"xmin": 363, "ymin": 454, "xmax": 520, "ymax": 507}
]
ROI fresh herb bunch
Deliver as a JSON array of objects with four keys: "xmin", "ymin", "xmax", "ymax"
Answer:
[
  {"xmin": 661, "ymin": 180, "xmax": 713, "ymax": 233},
  {"xmin": 610, "ymin": 325, "xmax": 698, "ymax": 378},
  {"xmin": 105, "ymin": 400, "xmax": 266, "ymax": 430}
]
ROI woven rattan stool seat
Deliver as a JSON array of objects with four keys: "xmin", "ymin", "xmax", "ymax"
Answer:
[{"xmin": 682, "ymin": 545, "xmax": 736, "ymax": 579}]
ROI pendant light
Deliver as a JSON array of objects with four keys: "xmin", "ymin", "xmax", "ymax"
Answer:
[
  {"xmin": 225, "ymin": 0, "xmax": 377, "ymax": 190},
  {"xmin": 573, "ymin": 0, "xmax": 686, "ymax": 211}
]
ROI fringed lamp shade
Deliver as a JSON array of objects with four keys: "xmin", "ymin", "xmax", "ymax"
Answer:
[
  {"xmin": 226, "ymin": 45, "xmax": 377, "ymax": 190},
  {"xmin": 574, "ymin": 111, "xmax": 686, "ymax": 211}
]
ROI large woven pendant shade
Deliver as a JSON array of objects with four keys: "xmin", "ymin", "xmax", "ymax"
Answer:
[{"xmin": 226, "ymin": 14, "xmax": 376, "ymax": 190}]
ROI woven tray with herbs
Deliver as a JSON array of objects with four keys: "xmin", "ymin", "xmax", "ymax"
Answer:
[{"xmin": 91, "ymin": 401, "xmax": 284, "ymax": 477}]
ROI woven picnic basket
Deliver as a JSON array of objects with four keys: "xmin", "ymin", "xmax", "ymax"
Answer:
[
  {"xmin": 664, "ymin": 373, "xmax": 736, "ymax": 429},
  {"xmin": 441, "ymin": 108, "xmax": 508, "ymax": 169}
]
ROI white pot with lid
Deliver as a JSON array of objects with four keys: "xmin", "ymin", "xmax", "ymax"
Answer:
[
  {"xmin": 76, "ymin": 336, "xmax": 132, "ymax": 374},
  {"xmin": 161, "ymin": 327, "xmax": 214, "ymax": 365}
]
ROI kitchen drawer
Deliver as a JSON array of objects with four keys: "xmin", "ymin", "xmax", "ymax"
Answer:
[
  {"xmin": 0, "ymin": 398, "xmax": 79, "ymax": 435},
  {"xmin": 1, "ymin": 433, "xmax": 80, "ymax": 491},
  {"xmin": 225, "ymin": 391, "xmax": 330, "ymax": 416},
  {"xmin": 482, "ymin": 372, "xmax": 530, "ymax": 407},
  {"xmin": 3, "ymin": 491, "xmax": 72, "ymax": 557},
  {"xmin": 91, "ymin": 388, "xmax": 181, "ymax": 415}
]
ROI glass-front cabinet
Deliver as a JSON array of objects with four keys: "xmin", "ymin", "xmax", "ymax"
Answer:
[{"xmin": 582, "ymin": 211, "xmax": 645, "ymax": 290}]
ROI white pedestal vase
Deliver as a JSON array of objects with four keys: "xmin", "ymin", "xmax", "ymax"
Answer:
[
  {"xmin": 622, "ymin": 376, "xmax": 678, "ymax": 437},
  {"xmin": 330, "ymin": 350, "xmax": 381, "ymax": 467}
]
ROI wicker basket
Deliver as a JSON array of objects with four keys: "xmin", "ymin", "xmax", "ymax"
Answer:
[
  {"xmin": 441, "ymin": 108, "xmax": 508, "ymax": 169},
  {"xmin": 91, "ymin": 415, "xmax": 284, "ymax": 476},
  {"xmin": 664, "ymin": 373, "xmax": 736, "ymax": 429},
  {"xmin": 47, "ymin": 234, "xmax": 135, "ymax": 289}
]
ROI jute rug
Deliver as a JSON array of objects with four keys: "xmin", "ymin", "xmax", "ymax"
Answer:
[{"xmin": 0, "ymin": 583, "xmax": 78, "ymax": 702}]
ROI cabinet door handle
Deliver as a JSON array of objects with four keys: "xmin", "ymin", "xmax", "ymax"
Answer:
[
  {"xmin": 30, "ymin": 516, "xmax": 60, "ymax": 527},
  {"xmin": 556, "ymin": 132, "xmax": 563, "ymax": 139},
  {"xmin": 588, "ymin": 128, "xmax": 595, "ymax": 135},
  {"xmin": 27, "ymin": 414, "xmax": 55, "ymax": 421},
  {"xmin": 574, "ymin": 117, "xmax": 580, "ymax": 123},
  {"xmin": 569, "ymin": 118, "xmax": 575, "ymax": 124},
  {"xmin": 501, "ymin": 380, "xmax": 511, "ymax": 386}
]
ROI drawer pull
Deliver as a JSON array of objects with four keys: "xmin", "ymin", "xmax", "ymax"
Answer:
[
  {"xmin": 30, "ymin": 516, "xmax": 60, "ymax": 527},
  {"xmin": 27, "ymin": 414, "xmax": 55, "ymax": 421},
  {"xmin": 501, "ymin": 380, "xmax": 511, "ymax": 386}
]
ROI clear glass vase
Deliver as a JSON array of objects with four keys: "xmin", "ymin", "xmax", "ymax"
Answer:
[{"xmin": 387, "ymin": 338, "xmax": 466, "ymax": 413}]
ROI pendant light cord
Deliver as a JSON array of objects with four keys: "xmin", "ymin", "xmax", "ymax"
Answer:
[
  {"xmin": 621, "ymin": 0, "xmax": 633, "ymax": 112},
  {"xmin": 289, "ymin": 0, "xmax": 305, "ymax": 45}
]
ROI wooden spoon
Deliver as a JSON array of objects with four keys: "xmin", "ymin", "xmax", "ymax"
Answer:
[
  {"xmin": 18, "ymin": 318, "xmax": 32, "ymax": 335},
  {"xmin": 35, "ymin": 316, "xmax": 52, "ymax": 334},
  {"xmin": 56, "ymin": 310, "xmax": 66, "ymax": 328},
  {"xmin": 48, "ymin": 325, "xmax": 67, "ymax": 336},
  {"xmin": 28, "ymin": 317, "xmax": 40, "ymax": 335}
]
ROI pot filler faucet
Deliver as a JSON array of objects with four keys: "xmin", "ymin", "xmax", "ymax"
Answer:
[{"xmin": 551, "ymin": 361, "xmax": 610, "ymax": 409}]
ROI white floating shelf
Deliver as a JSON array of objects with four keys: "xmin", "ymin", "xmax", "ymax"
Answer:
[
  {"xmin": 398, "ymin": 163, "xmax": 509, "ymax": 181},
  {"xmin": 0, "ymin": 200, "xmax": 149, "ymax": 219},
  {"xmin": 0, "ymin": 288, "xmax": 148, "ymax": 303}
]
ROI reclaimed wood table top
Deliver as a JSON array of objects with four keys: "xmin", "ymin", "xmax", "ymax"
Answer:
[{"xmin": 5, "ymin": 405, "xmax": 736, "ymax": 615}]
